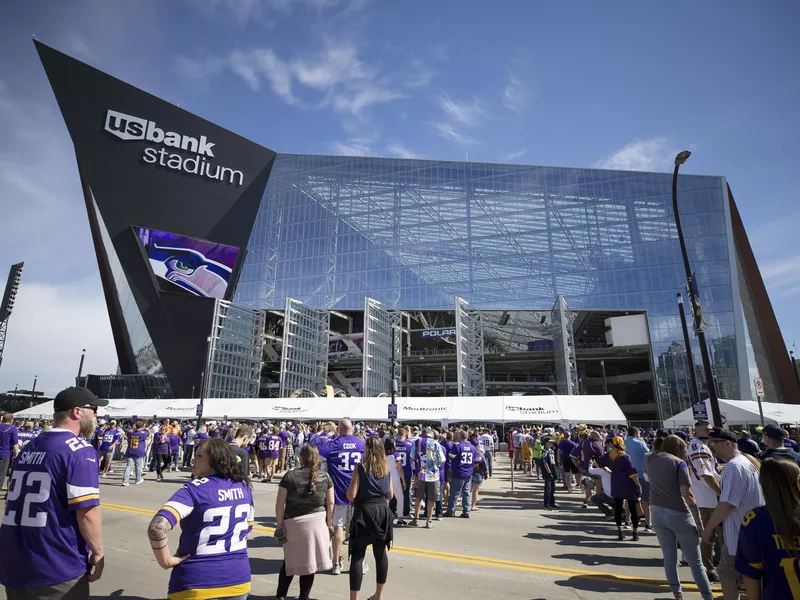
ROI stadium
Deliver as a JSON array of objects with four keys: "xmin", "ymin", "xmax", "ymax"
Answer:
[{"xmin": 34, "ymin": 41, "xmax": 799, "ymax": 422}]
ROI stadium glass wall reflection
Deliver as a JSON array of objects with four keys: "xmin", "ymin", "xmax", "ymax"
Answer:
[{"xmin": 233, "ymin": 155, "xmax": 752, "ymax": 418}]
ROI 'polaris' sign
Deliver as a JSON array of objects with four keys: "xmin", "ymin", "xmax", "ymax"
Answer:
[
  {"xmin": 421, "ymin": 328, "xmax": 456, "ymax": 338},
  {"xmin": 104, "ymin": 110, "xmax": 244, "ymax": 186}
]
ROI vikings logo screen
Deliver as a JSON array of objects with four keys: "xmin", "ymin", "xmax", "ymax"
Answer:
[{"xmin": 135, "ymin": 227, "xmax": 239, "ymax": 299}]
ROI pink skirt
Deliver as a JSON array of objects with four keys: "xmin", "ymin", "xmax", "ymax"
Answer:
[{"xmin": 282, "ymin": 511, "xmax": 333, "ymax": 576}]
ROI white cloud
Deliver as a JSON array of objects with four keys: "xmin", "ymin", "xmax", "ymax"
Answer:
[
  {"xmin": 330, "ymin": 138, "xmax": 374, "ymax": 156},
  {"xmin": 437, "ymin": 95, "xmax": 485, "ymax": 125},
  {"xmin": 759, "ymin": 256, "xmax": 800, "ymax": 298},
  {"xmin": 502, "ymin": 71, "xmax": 530, "ymax": 114},
  {"xmin": 594, "ymin": 137, "xmax": 676, "ymax": 172},
  {"xmin": 501, "ymin": 149, "xmax": 527, "ymax": 163},
  {"xmin": 386, "ymin": 144, "xmax": 421, "ymax": 159},
  {"xmin": 433, "ymin": 122, "xmax": 475, "ymax": 145},
  {"xmin": 0, "ymin": 279, "xmax": 117, "ymax": 397},
  {"xmin": 404, "ymin": 59, "xmax": 436, "ymax": 88},
  {"xmin": 64, "ymin": 31, "xmax": 94, "ymax": 61}
]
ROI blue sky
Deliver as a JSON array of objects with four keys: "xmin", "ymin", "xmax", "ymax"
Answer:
[{"xmin": 0, "ymin": 1, "xmax": 798, "ymax": 395}]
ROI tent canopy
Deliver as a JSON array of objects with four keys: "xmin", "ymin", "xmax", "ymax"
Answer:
[
  {"xmin": 14, "ymin": 395, "xmax": 628, "ymax": 425},
  {"xmin": 663, "ymin": 399, "xmax": 800, "ymax": 428}
]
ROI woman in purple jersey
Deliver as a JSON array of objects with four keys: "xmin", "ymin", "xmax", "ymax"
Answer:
[
  {"xmin": 148, "ymin": 438, "xmax": 254, "ymax": 600},
  {"xmin": 153, "ymin": 425, "xmax": 171, "ymax": 482}
]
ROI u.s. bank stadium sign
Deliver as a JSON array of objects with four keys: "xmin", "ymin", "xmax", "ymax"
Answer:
[
  {"xmin": 505, "ymin": 405, "xmax": 559, "ymax": 416},
  {"xmin": 104, "ymin": 110, "xmax": 244, "ymax": 186},
  {"xmin": 421, "ymin": 328, "xmax": 456, "ymax": 339}
]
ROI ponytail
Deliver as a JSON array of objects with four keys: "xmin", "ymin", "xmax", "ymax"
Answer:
[{"xmin": 298, "ymin": 443, "xmax": 321, "ymax": 497}]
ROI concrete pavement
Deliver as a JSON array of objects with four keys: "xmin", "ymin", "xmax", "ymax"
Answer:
[{"xmin": 1, "ymin": 455, "xmax": 721, "ymax": 599}]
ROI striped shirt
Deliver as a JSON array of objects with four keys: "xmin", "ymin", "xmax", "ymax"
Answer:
[{"xmin": 718, "ymin": 453, "xmax": 764, "ymax": 555}]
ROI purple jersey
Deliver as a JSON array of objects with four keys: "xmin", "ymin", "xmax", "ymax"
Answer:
[
  {"xmin": 394, "ymin": 439, "xmax": 413, "ymax": 480},
  {"xmin": 156, "ymin": 475, "xmax": 254, "ymax": 598},
  {"xmin": 168, "ymin": 433, "xmax": 181, "ymax": 454},
  {"xmin": 448, "ymin": 440, "xmax": 481, "ymax": 479},
  {"xmin": 0, "ymin": 423, "xmax": 19, "ymax": 457},
  {"xmin": 126, "ymin": 430, "xmax": 149, "ymax": 458},
  {"xmin": 98, "ymin": 428, "xmax": 122, "ymax": 453},
  {"xmin": 278, "ymin": 431, "xmax": 289, "ymax": 445},
  {"xmin": 257, "ymin": 434, "xmax": 282, "ymax": 459},
  {"xmin": 16, "ymin": 430, "xmax": 36, "ymax": 451},
  {"xmin": 195, "ymin": 432, "xmax": 209, "ymax": 444},
  {"xmin": 311, "ymin": 432, "xmax": 331, "ymax": 448},
  {"xmin": 0, "ymin": 429, "xmax": 100, "ymax": 587},
  {"xmin": 318, "ymin": 434, "xmax": 365, "ymax": 505},
  {"xmin": 153, "ymin": 433, "xmax": 170, "ymax": 455}
]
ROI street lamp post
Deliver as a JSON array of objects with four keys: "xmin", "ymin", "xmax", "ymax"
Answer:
[
  {"xmin": 600, "ymin": 359, "xmax": 608, "ymax": 394},
  {"xmin": 676, "ymin": 293, "xmax": 700, "ymax": 404},
  {"xmin": 672, "ymin": 151, "xmax": 722, "ymax": 427},
  {"xmin": 791, "ymin": 350, "xmax": 800, "ymax": 391}
]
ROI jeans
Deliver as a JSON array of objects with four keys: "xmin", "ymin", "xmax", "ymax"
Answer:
[
  {"xmin": 590, "ymin": 491, "xmax": 614, "ymax": 516},
  {"xmin": 123, "ymin": 456, "xmax": 143, "ymax": 484},
  {"xmin": 484, "ymin": 452, "xmax": 493, "ymax": 477},
  {"xmin": 402, "ymin": 476, "xmax": 412, "ymax": 517},
  {"xmin": 543, "ymin": 474, "xmax": 556, "ymax": 507},
  {"xmin": 0, "ymin": 456, "xmax": 11, "ymax": 496},
  {"xmin": 650, "ymin": 505, "xmax": 713, "ymax": 599},
  {"xmin": 533, "ymin": 457, "xmax": 543, "ymax": 478},
  {"xmin": 170, "ymin": 453, "xmax": 179, "ymax": 469},
  {"xmin": 447, "ymin": 476, "xmax": 471, "ymax": 514},
  {"xmin": 182, "ymin": 444, "xmax": 194, "ymax": 467}
]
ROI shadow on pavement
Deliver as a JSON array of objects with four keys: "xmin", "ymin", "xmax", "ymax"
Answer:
[
  {"xmin": 102, "ymin": 589, "xmax": 152, "ymax": 600},
  {"xmin": 554, "ymin": 573, "xmax": 675, "ymax": 598},
  {"xmin": 553, "ymin": 552, "xmax": 666, "ymax": 568},
  {"xmin": 249, "ymin": 557, "xmax": 285, "ymax": 576},
  {"xmin": 524, "ymin": 531, "xmax": 630, "ymax": 549}
]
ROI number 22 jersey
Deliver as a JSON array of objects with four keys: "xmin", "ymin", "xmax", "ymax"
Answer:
[
  {"xmin": 156, "ymin": 475, "xmax": 255, "ymax": 600},
  {"xmin": 0, "ymin": 428, "xmax": 100, "ymax": 587}
]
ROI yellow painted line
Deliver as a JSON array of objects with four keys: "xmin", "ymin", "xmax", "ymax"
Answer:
[{"xmin": 100, "ymin": 501, "xmax": 719, "ymax": 595}]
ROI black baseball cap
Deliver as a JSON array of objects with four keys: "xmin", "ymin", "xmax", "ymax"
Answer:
[
  {"xmin": 54, "ymin": 387, "xmax": 109, "ymax": 411},
  {"xmin": 708, "ymin": 427, "xmax": 736, "ymax": 443},
  {"xmin": 761, "ymin": 424, "xmax": 787, "ymax": 440}
]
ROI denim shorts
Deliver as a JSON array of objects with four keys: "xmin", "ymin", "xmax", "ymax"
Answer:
[{"xmin": 471, "ymin": 472, "xmax": 484, "ymax": 485}]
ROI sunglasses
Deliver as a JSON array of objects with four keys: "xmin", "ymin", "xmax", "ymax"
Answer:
[{"xmin": 78, "ymin": 405, "xmax": 98, "ymax": 414}]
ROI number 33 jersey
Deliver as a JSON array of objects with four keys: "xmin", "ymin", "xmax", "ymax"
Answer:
[
  {"xmin": 0, "ymin": 428, "xmax": 100, "ymax": 588},
  {"xmin": 157, "ymin": 475, "xmax": 255, "ymax": 600}
]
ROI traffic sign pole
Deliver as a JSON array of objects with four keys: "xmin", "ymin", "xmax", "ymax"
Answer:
[{"xmin": 754, "ymin": 378, "xmax": 765, "ymax": 426}]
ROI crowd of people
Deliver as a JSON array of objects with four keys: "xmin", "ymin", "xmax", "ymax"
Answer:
[{"xmin": 3, "ymin": 390, "xmax": 800, "ymax": 600}]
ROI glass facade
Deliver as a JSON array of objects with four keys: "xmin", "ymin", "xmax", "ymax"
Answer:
[{"xmin": 234, "ymin": 154, "xmax": 750, "ymax": 417}]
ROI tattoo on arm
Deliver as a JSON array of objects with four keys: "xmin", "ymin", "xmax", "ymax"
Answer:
[{"xmin": 147, "ymin": 515, "xmax": 171, "ymax": 542}]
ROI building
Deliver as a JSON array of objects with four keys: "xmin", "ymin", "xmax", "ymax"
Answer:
[{"xmin": 35, "ymin": 41, "xmax": 799, "ymax": 420}]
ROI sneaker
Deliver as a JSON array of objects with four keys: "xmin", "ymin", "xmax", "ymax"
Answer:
[
  {"xmin": 550, "ymin": 504, "xmax": 561, "ymax": 509},
  {"xmin": 443, "ymin": 511, "xmax": 455, "ymax": 518},
  {"xmin": 433, "ymin": 516, "xmax": 442, "ymax": 521},
  {"xmin": 460, "ymin": 513, "xmax": 470, "ymax": 519},
  {"xmin": 581, "ymin": 503, "xmax": 589, "ymax": 509},
  {"xmin": 425, "ymin": 520, "xmax": 433, "ymax": 529},
  {"xmin": 543, "ymin": 505, "xmax": 552, "ymax": 510},
  {"xmin": 362, "ymin": 560, "xmax": 369, "ymax": 574},
  {"xmin": 100, "ymin": 473, "xmax": 107, "ymax": 478},
  {"xmin": 396, "ymin": 519, "xmax": 406, "ymax": 527},
  {"xmin": 409, "ymin": 518, "xmax": 419, "ymax": 527},
  {"xmin": 644, "ymin": 524, "xmax": 654, "ymax": 533},
  {"xmin": 121, "ymin": 482, "xmax": 129, "ymax": 486},
  {"xmin": 331, "ymin": 562, "xmax": 342, "ymax": 575},
  {"xmin": 261, "ymin": 478, "xmax": 269, "ymax": 483},
  {"xmin": 631, "ymin": 532, "xmax": 640, "ymax": 542},
  {"xmin": 617, "ymin": 531, "xmax": 624, "ymax": 541},
  {"xmin": 707, "ymin": 570, "xmax": 720, "ymax": 583},
  {"xmin": 135, "ymin": 479, "xmax": 144, "ymax": 485}
]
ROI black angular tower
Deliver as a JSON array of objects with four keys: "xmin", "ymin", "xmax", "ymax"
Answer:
[{"xmin": 35, "ymin": 41, "xmax": 276, "ymax": 397}]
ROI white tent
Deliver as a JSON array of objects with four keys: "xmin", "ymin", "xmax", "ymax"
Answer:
[
  {"xmin": 15, "ymin": 394, "xmax": 629, "ymax": 425},
  {"xmin": 663, "ymin": 399, "xmax": 800, "ymax": 428}
]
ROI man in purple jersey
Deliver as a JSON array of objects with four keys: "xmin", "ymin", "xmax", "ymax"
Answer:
[
  {"xmin": 262, "ymin": 427, "xmax": 283, "ymax": 483},
  {"xmin": 277, "ymin": 426, "xmax": 290, "ymax": 472},
  {"xmin": 318, "ymin": 418, "xmax": 364, "ymax": 575},
  {"xmin": 0, "ymin": 387, "xmax": 108, "ymax": 599},
  {"xmin": 394, "ymin": 427, "xmax": 414, "ymax": 521},
  {"xmin": 445, "ymin": 430, "xmax": 482, "ymax": 518},
  {"xmin": 122, "ymin": 421, "xmax": 150, "ymax": 486},
  {"xmin": 98, "ymin": 420, "xmax": 121, "ymax": 478},
  {"xmin": 0, "ymin": 413, "xmax": 20, "ymax": 498}
]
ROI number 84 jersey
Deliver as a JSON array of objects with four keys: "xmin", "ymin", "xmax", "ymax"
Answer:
[
  {"xmin": 0, "ymin": 429, "xmax": 100, "ymax": 588},
  {"xmin": 157, "ymin": 475, "xmax": 255, "ymax": 599}
]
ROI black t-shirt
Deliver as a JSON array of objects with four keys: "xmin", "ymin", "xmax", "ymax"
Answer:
[
  {"xmin": 229, "ymin": 443, "xmax": 250, "ymax": 475},
  {"xmin": 280, "ymin": 468, "xmax": 332, "ymax": 520}
]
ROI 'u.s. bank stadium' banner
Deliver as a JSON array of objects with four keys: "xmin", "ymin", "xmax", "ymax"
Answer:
[{"xmin": 15, "ymin": 395, "xmax": 628, "ymax": 425}]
